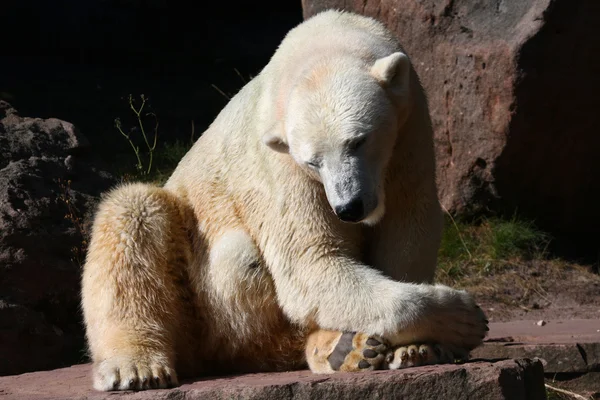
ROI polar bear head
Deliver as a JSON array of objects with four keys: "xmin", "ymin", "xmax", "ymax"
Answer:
[{"xmin": 264, "ymin": 52, "xmax": 412, "ymax": 225}]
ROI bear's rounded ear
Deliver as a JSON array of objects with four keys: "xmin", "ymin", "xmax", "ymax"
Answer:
[
  {"xmin": 370, "ymin": 52, "xmax": 410, "ymax": 98},
  {"xmin": 262, "ymin": 131, "xmax": 289, "ymax": 153}
]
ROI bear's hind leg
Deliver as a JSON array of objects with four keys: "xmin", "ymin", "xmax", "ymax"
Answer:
[
  {"xmin": 305, "ymin": 330, "xmax": 389, "ymax": 373},
  {"xmin": 82, "ymin": 183, "xmax": 194, "ymax": 391}
]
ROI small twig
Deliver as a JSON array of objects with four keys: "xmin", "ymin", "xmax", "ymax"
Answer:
[
  {"xmin": 129, "ymin": 95, "xmax": 157, "ymax": 175},
  {"xmin": 145, "ymin": 111, "xmax": 159, "ymax": 175},
  {"xmin": 442, "ymin": 204, "xmax": 473, "ymax": 260},
  {"xmin": 233, "ymin": 68, "xmax": 247, "ymax": 84},
  {"xmin": 115, "ymin": 118, "xmax": 143, "ymax": 172},
  {"xmin": 118, "ymin": 94, "xmax": 160, "ymax": 175},
  {"xmin": 545, "ymin": 383, "xmax": 590, "ymax": 400},
  {"xmin": 532, "ymin": 287, "xmax": 553, "ymax": 306},
  {"xmin": 211, "ymin": 84, "xmax": 230, "ymax": 100},
  {"xmin": 190, "ymin": 119, "xmax": 195, "ymax": 144},
  {"xmin": 57, "ymin": 178, "xmax": 87, "ymax": 268}
]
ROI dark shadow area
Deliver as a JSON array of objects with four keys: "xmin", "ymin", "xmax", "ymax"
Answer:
[
  {"xmin": 495, "ymin": 0, "xmax": 600, "ymax": 264},
  {"xmin": 0, "ymin": 0, "xmax": 302, "ymax": 375},
  {"xmin": 0, "ymin": 0, "xmax": 303, "ymax": 170}
]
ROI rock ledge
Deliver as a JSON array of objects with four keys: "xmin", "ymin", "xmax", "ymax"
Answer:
[{"xmin": 0, "ymin": 359, "xmax": 545, "ymax": 400}]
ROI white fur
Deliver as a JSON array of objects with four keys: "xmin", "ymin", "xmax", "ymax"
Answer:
[
  {"xmin": 166, "ymin": 9, "xmax": 486, "ymax": 347},
  {"xmin": 82, "ymin": 10, "xmax": 487, "ymax": 390}
]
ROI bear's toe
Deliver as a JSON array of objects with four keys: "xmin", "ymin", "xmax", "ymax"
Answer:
[{"xmin": 93, "ymin": 355, "xmax": 178, "ymax": 392}]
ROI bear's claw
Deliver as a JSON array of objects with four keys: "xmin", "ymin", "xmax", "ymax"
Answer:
[{"xmin": 93, "ymin": 355, "xmax": 178, "ymax": 391}]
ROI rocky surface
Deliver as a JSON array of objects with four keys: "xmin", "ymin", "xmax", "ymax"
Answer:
[
  {"xmin": 302, "ymin": 0, "xmax": 600, "ymax": 252},
  {"xmin": 473, "ymin": 319, "xmax": 600, "ymax": 374},
  {"xmin": 472, "ymin": 319, "xmax": 600, "ymax": 398},
  {"xmin": 0, "ymin": 101, "xmax": 115, "ymax": 375},
  {"xmin": 548, "ymin": 372, "xmax": 600, "ymax": 400},
  {"xmin": 0, "ymin": 359, "xmax": 546, "ymax": 400}
]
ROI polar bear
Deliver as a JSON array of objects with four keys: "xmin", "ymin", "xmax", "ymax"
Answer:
[{"xmin": 81, "ymin": 10, "xmax": 488, "ymax": 391}]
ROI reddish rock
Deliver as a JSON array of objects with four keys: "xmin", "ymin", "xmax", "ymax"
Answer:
[
  {"xmin": 0, "ymin": 359, "xmax": 546, "ymax": 400},
  {"xmin": 483, "ymin": 319, "xmax": 600, "ymax": 344},
  {"xmin": 302, "ymin": 0, "xmax": 600, "ymax": 250},
  {"xmin": 471, "ymin": 319, "xmax": 600, "ymax": 374},
  {"xmin": 474, "ymin": 343, "xmax": 590, "ymax": 373}
]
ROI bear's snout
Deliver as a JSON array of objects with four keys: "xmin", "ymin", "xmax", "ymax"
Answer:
[{"xmin": 334, "ymin": 198, "xmax": 365, "ymax": 223}]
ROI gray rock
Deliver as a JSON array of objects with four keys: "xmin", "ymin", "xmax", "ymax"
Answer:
[{"xmin": 0, "ymin": 101, "xmax": 115, "ymax": 376}]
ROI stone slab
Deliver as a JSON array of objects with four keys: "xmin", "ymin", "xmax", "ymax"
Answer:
[
  {"xmin": 472, "ymin": 319, "xmax": 600, "ymax": 374},
  {"xmin": 0, "ymin": 359, "xmax": 545, "ymax": 400}
]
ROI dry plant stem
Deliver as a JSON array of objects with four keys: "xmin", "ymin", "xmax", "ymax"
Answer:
[
  {"xmin": 128, "ymin": 94, "xmax": 158, "ymax": 175},
  {"xmin": 57, "ymin": 178, "xmax": 87, "ymax": 267},
  {"xmin": 211, "ymin": 84, "xmax": 231, "ymax": 100},
  {"xmin": 190, "ymin": 119, "xmax": 195, "ymax": 144},
  {"xmin": 545, "ymin": 383, "xmax": 591, "ymax": 400},
  {"xmin": 115, "ymin": 118, "xmax": 143, "ymax": 172},
  {"xmin": 442, "ymin": 204, "xmax": 473, "ymax": 260},
  {"xmin": 145, "ymin": 112, "xmax": 158, "ymax": 175},
  {"xmin": 234, "ymin": 68, "xmax": 247, "ymax": 84}
]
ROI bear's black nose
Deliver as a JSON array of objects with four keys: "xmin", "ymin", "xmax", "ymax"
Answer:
[{"xmin": 335, "ymin": 199, "xmax": 364, "ymax": 223}]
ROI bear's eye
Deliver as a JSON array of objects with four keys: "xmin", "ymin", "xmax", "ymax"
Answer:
[
  {"xmin": 307, "ymin": 160, "xmax": 321, "ymax": 169},
  {"xmin": 349, "ymin": 136, "xmax": 367, "ymax": 151}
]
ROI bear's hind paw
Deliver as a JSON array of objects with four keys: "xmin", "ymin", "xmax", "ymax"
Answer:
[
  {"xmin": 385, "ymin": 343, "xmax": 469, "ymax": 370},
  {"xmin": 93, "ymin": 355, "xmax": 178, "ymax": 391},
  {"xmin": 306, "ymin": 330, "xmax": 389, "ymax": 373}
]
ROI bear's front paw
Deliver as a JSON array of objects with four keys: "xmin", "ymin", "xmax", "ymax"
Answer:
[
  {"xmin": 385, "ymin": 343, "xmax": 469, "ymax": 370},
  {"xmin": 306, "ymin": 330, "xmax": 389, "ymax": 373},
  {"xmin": 427, "ymin": 286, "xmax": 489, "ymax": 351},
  {"xmin": 93, "ymin": 355, "xmax": 178, "ymax": 391}
]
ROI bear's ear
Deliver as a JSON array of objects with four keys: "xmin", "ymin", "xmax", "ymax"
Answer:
[
  {"xmin": 370, "ymin": 52, "xmax": 410, "ymax": 98},
  {"xmin": 262, "ymin": 131, "xmax": 289, "ymax": 153}
]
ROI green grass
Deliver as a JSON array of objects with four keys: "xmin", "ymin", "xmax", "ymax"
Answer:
[
  {"xmin": 141, "ymin": 139, "xmax": 193, "ymax": 185},
  {"xmin": 109, "ymin": 138, "xmax": 194, "ymax": 186},
  {"xmin": 437, "ymin": 213, "xmax": 551, "ymax": 284}
]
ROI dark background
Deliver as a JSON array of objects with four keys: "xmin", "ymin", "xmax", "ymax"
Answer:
[
  {"xmin": 0, "ymin": 0, "xmax": 304, "ymax": 160},
  {"xmin": 0, "ymin": 1, "xmax": 303, "ymax": 374},
  {"xmin": 1, "ymin": 0, "xmax": 597, "ymax": 261}
]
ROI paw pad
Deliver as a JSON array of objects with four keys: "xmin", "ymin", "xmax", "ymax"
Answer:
[
  {"xmin": 327, "ymin": 332, "xmax": 389, "ymax": 372},
  {"xmin": 363, "ymin": 349, "xmax": 378, "ymax": 358}
]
